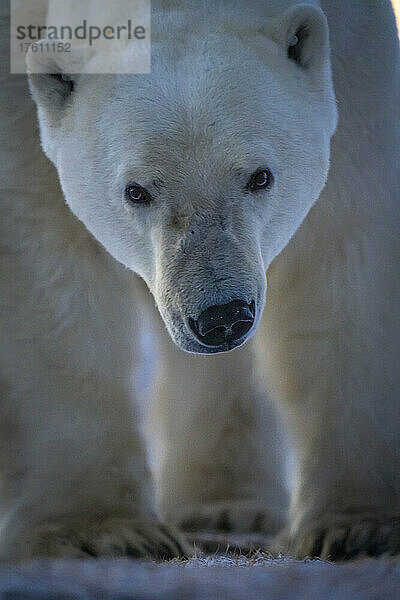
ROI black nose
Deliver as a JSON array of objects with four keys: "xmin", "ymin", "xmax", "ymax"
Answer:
[{"xmin": 189, "ymin": 300, "xmax": 255, "ymax": 347}]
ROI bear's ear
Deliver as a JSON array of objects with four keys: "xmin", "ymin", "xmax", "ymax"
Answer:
[
  {"xmin": 269, "ymin": 3, "xmax": 330, "ymax": 71},
  {"xmin": 26, "ymin": 40, "xmax": 87, "ymax": 110}
]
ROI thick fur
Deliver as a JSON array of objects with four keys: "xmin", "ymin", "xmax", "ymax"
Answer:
[{"xmin": 0, "ymin": 0, "xmax": 399, "ymax": 561}]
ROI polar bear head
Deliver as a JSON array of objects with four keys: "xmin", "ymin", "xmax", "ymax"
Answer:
[{"xmin": 27, "ymin": 3, "xmax": 337, "ymax": 354}]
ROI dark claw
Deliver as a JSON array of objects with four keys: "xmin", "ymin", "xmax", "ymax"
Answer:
[
  {"xmin": 309, "ymin": 530, "xmax": 324, "ymax": 558},
  {"xmin": 323, "ymin": 527, "xmax": 349, "ymax": 560},
  {"xmin": 79, "ymin": 542, "xmax": 97, "ymax": 557},
  {"xmin": 158, "ymin": 524, "xmax": 187, "ymax": 557}
]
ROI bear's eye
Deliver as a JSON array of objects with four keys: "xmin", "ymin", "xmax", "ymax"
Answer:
[
  {"xmin": 247, "ymin": 168, "xmax": 273, "ymax": 192},
  {"xmin": 125, "ymin": 183, "xmax": 152, "ymax": 205}
]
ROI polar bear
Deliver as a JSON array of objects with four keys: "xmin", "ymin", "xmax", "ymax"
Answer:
[{"xmin": 0, "ymin": 0, "xmax": 399, "ymax": 561}]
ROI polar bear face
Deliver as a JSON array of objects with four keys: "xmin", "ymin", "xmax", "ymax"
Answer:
[{"xmin": 28, "ymin": 4, "xmax": 337, "ymax": 354}]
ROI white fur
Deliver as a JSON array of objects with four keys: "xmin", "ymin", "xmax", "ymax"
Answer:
[{"xmin": 0, "ymin": 0, "xmax": 399, "ymax": 560}]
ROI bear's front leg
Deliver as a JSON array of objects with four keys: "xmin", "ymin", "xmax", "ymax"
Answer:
[
  {"xmin": 258, "ymin": 245, "xmax": 400, "ymax": 561},
  {"xmin": 0, "ymin": 364, "xmax": 188, "ymax": 561},
  {"xmin": 278, "ymin": 414, "xmax": 400, "ymax": 561},
  {"xmin": 146, "ymin": 305, "xmax": 288, "ymax": 540},
  {"xmin": 0, "ymin": 213, "xmax": 188, "ymax": 560}
]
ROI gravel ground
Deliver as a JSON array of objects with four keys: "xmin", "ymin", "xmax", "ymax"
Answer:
[
  {"xmin": 0, "ymin": 532, "xmax": 399, "ymax": 600},
  {"xmin": 0, "ymin": 554, "xmax": 399, "ymax": 600}
]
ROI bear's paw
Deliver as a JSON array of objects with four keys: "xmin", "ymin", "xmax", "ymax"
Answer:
[
  {"xmin": 16, "ymin": 516, "xmax": 190, "ymax": 560},
  {"xmin": 278, "ymin": 514, "xmax": 400, "ymax": 560}
]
